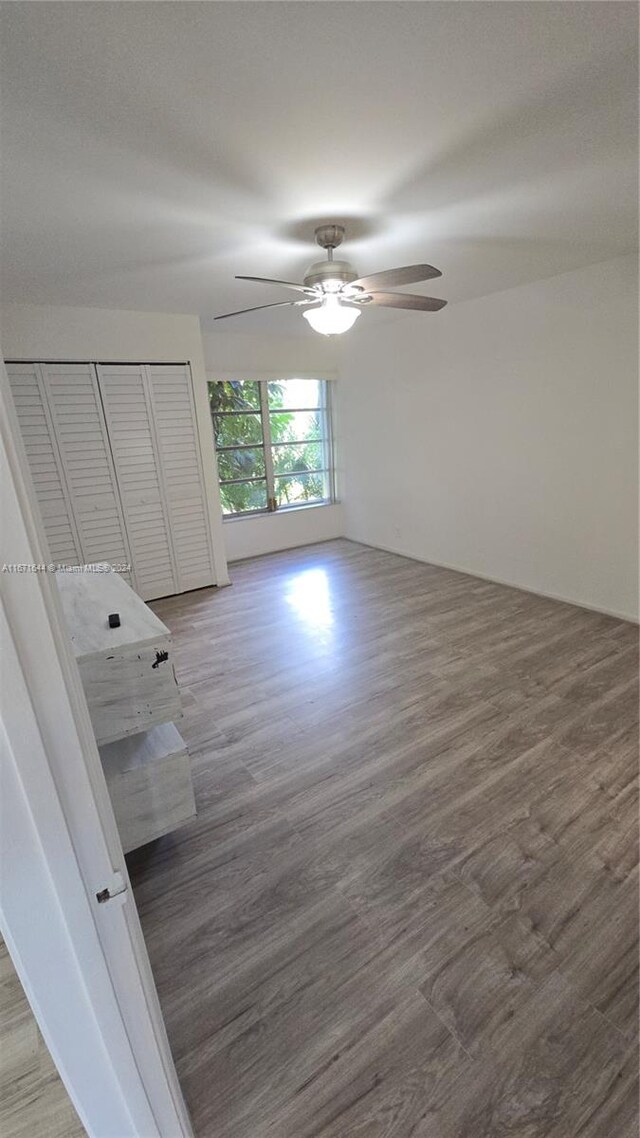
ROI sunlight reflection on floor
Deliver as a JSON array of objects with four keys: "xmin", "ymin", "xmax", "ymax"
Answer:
[{"xmin": 284, "ymin": 568, "xmax": 334, "ymax": 640}]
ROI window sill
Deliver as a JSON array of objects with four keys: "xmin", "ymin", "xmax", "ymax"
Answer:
[{"xmin": 222, "ymin": 501, "xmax": 338, "ymax": 523}]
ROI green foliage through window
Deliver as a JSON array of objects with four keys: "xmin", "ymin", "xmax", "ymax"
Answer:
[{"xmin": 209, "ymin": 379, "xmax": 332, "ymax": 516}]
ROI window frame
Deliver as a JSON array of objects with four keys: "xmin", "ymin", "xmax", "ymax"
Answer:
[{"xmin": 209, "ymin": 377, "xmax": 335, "ymax": 520}]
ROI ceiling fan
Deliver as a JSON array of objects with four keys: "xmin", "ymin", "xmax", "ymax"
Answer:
[{"xmin": 214, "ymin": 224, "xmax": 447, "ymax": 335}]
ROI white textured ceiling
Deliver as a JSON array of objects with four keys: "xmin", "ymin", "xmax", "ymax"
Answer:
[{"xmin": 0, "ymin": 2, "xmax": 637, "ymax": 334}]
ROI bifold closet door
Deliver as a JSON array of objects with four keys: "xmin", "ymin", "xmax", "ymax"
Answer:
[
  {"xmin": 6, "ymin": 362, "xmax": 132, "ymax": 582},
  {"xmin": 6, "ymin": 362, "xmax": 82, "ymax": 565},
  {"xmin": 42, "ymin": 364, "xmax": 133, "ymax": 583},
  {"xmin": 8, "ymin": 360, "xmax": 216, "ymax": 601},
  {"xmin": 98, "ymin": 363, "xmax": 215, "ymax": 598},
  {"xmin": 97, "ymin": 365, "xmax": 178, "ymax": 601},
  {"xmin": 145, "ymin": 365, "xmax": 215, "ymax": 593}
]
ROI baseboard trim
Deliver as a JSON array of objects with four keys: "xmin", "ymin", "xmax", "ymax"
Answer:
[
  {"xmin": 228, "ymin": 535, "xmax": 347, "ymax": 565},
  {"xmin": 346, "ymin": 536, "xmax": 639, "ymax": 625}
]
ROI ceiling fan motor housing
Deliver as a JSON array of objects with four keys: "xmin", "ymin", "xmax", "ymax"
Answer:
[{"xmin": 303, "ymin": 258, "xmax": 359, "ymax": 291}]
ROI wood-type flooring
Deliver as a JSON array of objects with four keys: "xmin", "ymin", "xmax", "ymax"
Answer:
[{"xmin": 128, "ymin": 540, "xmax": 639, "ymax": 1138}]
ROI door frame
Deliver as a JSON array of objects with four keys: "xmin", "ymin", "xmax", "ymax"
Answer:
[{"xmin": 0, "ymin": 359, "xmax": 193, "ymax": 1137}]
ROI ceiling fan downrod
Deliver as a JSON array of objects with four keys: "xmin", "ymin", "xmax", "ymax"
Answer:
[{"xmin": 303, "ymin": 225, "xmax": 358, "ymax": 291}]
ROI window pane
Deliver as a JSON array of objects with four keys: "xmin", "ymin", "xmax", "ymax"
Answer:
[
  {"xmin": 272, "ymin": 441, "xmax": 323, "ymax": 475},
  {"xmin": 274, "ymin": 471, "xmax": 327, "ymax": 506},
  {"xmin": 269, "ymin": 410, "xmax": 322, "ymax": 444},
  {"xmin": 213, "ymin": 412, "xmax": 263, "ymax": 448},
  {"xmin": 267, "ymin": 379, "xmax": 321, "ymax": 410},
  {"xmin": 217, "ymin": 447, "xmax": 265, "ymax": 482},
  {"xmin": 220, "ymin": 480, "xmax": 268, "ymax": 515},
  {"xmin": 209, "ymin": 380, "xmax": 261, "ymax": 412},
  {"xmin": 210, "ymin": 378, "xmax": 333, "ymax": 518}
]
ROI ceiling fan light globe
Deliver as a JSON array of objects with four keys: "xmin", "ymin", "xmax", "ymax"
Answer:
[{"xmin": 303, "ymin": 296, "xmax": 361, "ymax": 336}]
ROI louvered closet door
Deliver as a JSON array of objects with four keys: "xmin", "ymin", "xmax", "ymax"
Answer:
[
  {"xmin": 43, "ymin": 364, "xmax": 133, "ymax": 584},
  {"xmin": 6, "ymin": 362, "xmax": 82, "ymax": 565},
  {"xmin": 97, "ymin": 365, "xmax": 178, "ymax": 601},
  {"xmin": 145, "ymin": 365, "xmax": 215, "ymax": 592}
]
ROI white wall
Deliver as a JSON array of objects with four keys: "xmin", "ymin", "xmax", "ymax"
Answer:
[
  {"xmin": 2, "ymin": 303, "xmax": 205, "ymax": 364},
  {"xmin": 204, "ymin": 328, "xmax": 345, "ymax": 562},
  {"xmin": 202, "ymin": 328, "xmax": 339, "ymax": 378},
  {"xmin": 339, "ymin": 255, "xmax": 638, "ymax": 621},
  {"xmin": 223, "ymin": 503, "xmax": 344, "ymax": 562},
  {"xmin": 0, "ymin": 303, "xmax": 229, "ymax": 585}
]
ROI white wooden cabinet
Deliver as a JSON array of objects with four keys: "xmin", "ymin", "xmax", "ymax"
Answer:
[
  {"xmin": 7, "ymin": 360, "xmax": 216, "ymax": 601},
  {"xmin": 56, "ymin": 565, "xmax": 182, "ymax": 745},
  {"xmin": 56, "ymin": 566, "xmax": 196, "ymax": 852}
]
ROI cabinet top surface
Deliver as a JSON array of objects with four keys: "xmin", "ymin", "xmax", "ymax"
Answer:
[{"xmin": 55, "ymin": 565, "xmax": 171, "ymax": 658}]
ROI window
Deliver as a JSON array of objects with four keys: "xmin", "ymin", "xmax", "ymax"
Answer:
[{"xmin": 209, "ymin": 378, "xmax": 334, "ymax": 517}]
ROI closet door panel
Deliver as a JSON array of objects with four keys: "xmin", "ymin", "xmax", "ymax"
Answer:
[
  {"xmin": 43, "ymin": 364, "xmax": 132, "ymax": 582},
  {"xmin": 6, "ymin": 362, "xmax": 82, "ymax": 565},
  {"xmin": 146, "ymin": 365, "xmax": 215, "ymax": 592},
  {"xmin": 9, "ymin": 360, "xmax": 217, "ymax": 599},
  {"xmin": 97, "ymin": 365, "xmax": 177, "ymax": 601}
]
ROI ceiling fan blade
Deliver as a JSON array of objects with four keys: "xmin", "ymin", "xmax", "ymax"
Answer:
[
  {"xmin": 365, "ymin": 292, "xmax": 447, "ymax": 311},
  {"xmin": 236, "ymin": 275, "xmax": 315, "ymax": 295},
  {"xmin": 214, "ymin": 299, "xmax": 314, "ymax": 321},
  {"xmin": 350, "ymin": 264, "xmax": 442, "ymax": 292}
]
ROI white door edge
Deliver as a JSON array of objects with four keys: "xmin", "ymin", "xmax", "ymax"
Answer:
[{"xmin": 0, "ymin": 358, "xmax": 193, "ymax": 1138}]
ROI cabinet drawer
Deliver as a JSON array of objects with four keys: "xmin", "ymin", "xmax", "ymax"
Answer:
[
  {"xmin": 99, "ymin": 723, "xmax": 196, "ymax": 853},
  {"xmin": 79, "ymin": 641, "xmax": 181, "ymax": 745}
]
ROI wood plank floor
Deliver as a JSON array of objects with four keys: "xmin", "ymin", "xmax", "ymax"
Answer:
[
  {"xmin": 128, "ymin": 539, "xmax": 639, "ymax": 1138},
  {"xmin": 0, "ymin": 938, "xmax": 84, "ymax": 1138}
]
